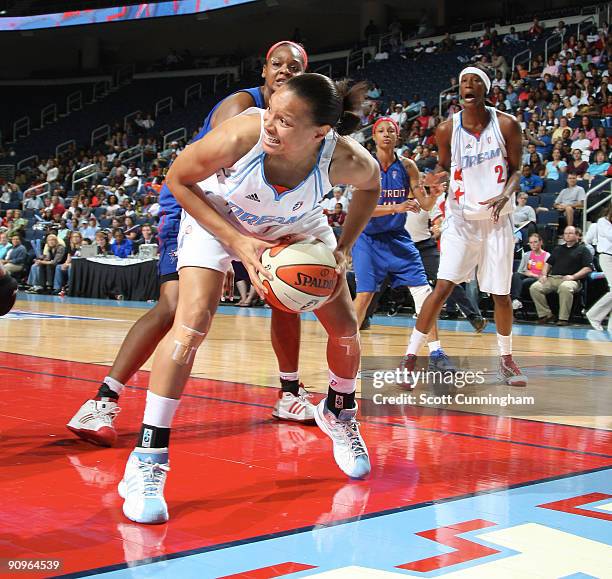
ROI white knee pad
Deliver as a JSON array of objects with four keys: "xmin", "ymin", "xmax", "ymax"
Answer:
[
  {"xmin": 409, "ymin": 284, "xmax": 432, "ymax": 315},
  {"xmin": 172, "ymin": 324, "xmax": 207, "ymax": 366}
]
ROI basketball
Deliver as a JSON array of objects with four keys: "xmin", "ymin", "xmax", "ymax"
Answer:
[{"xmin": 259, "ymin": 239, "xmax": 338, "ymax": 313}]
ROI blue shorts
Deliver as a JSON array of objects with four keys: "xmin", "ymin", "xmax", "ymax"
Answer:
[
  {"xmin": 353, "ymin": 230, "xmax": 428, "ymax": 293},
  {"xmin": 157, "ymin": 210, "xmax": 181, "ymax": 281}
]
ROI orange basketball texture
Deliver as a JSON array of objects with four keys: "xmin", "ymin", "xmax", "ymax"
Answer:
[{"xmin": 259, "ymin": 240, "xmax": 338, "ymax": 313}]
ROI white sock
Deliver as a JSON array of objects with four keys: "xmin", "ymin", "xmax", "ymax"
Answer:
[
  {"xmin": 428, "ymin": 340, "xmax": 441, "ymax": 353},
  {"xmin": 497, "ymin": 333, "xmax": 512, "ymax": 356},
  {"xmin": 103, "ymin": 375, "xmax": 125, "ymax": 396},
  {"xmin": 142, "ymin": 391, "xmax": 180, "ymax": 428},
  {"xmin": 406, "ymin": 329, "xmax": 428, "ymax": 355},
  {"xmin": 329, "ymin": 370, "xmax": 356, "ymax": 394},
  {"xmin": 280, "ymin": 371, "xmax": 299, "ymax": 382}
]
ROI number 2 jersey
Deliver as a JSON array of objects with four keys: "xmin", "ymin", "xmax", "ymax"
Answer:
[
  {"xmin": 195, "ymin": 108, "xmax": 337, "ymax": 248},
  {"xmin": 447, "ymin": 106, "xmax": 515, "ymax": 220}
]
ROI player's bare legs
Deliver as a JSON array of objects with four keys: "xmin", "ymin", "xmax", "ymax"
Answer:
[
  {"xmin": 313, "ymin": 281, "xmax": 370, "ymax": 479},
  {"xmin": 270, "ymin": 309, "xmax": 315, "ymax": 422},
  {"xmin": 491, "ymin": 294, "xmax": 513, "ymax": 335},
  {"xmin": 111, "ymin": 281, "xmax": 179, "ymax": 383},
  {"xmin": 67, "ymin": 281, "xmax": 179, "ymax": 446},
  {"xmin": 119, "ymin": 266, "xmax": 223, "ymax": 524},
  {"xmin": 413, "ymin": 280, "xmax": 455, "ymax": 335}
]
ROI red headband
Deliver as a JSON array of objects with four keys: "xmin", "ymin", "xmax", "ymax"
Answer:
[
  {"xmin": 372, "ymin": 117, "xmax": 399, "ymax": 135},
  {"xmin": 266, "ymin": 41, "xmax": 308, "ymax": 70}
]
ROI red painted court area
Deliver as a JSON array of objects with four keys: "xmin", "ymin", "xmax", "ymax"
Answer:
[{"xmin": 1, "ymin": 352, "xmax": 611, "ymax": 577}]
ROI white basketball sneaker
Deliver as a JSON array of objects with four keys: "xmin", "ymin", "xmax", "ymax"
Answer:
[
  {"xmin": 67, "ymin": 399, "xmax": 120, "ymax": 447},
  {"xmin": 272, "ymin": 386, "xmax": 316, "ymax": 422},
  {"xmin": 118, "ymin": 450, "xmax": 170, "ymax": 524},
  {"xmin": 314, "ymin": 399, "xmax": 371, "ymax": 479}
]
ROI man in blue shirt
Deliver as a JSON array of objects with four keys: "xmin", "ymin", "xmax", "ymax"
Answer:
[
  {"xmin": 520, "ymin": 166, "xmax": 544, "ymax": 195},
  {"xmin": 534, "ymin": 126, "xmax": 552, "ymax": 159}
]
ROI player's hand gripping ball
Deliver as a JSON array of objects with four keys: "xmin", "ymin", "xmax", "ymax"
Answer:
[{"xmin": 258, "ymin": 239, "xmax": 338, "ymax": 312}]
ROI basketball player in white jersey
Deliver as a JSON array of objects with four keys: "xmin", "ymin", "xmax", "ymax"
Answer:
[
  {"xmin": 67, "ymin": 42, "xmax": 317, "ymax": 449},
  {"xmin": 405, "ymin": 65, "xmax": 527, "ymax": 386},
  {"xmin": 118, "ymin": 74, "xmax": 380, "ymax": 524}
]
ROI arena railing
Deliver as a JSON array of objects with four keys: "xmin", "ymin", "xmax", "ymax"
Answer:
[
  {"xmin": 512, "ymin": 48, "xmax": 533, "ymax": 74},
  {"xmin": 13, "ymin": 117, "xmax": 30, "ymax": 142},
  {"xmin": 123, "ymin": 110, "xmax": 142, "ymax": 131},
  {"xmin": 439, "ymin": 84, "xmax": 458, "ymax": 119},
  {"xmin": 16, "ymin": 155, "xmax": 38, "ymax": 172},
  {"xmin": 154, "ymin": 97, "xmax": 173, "ymax": 118},
  {"xmin": 0, "ymin": 165, "xmax": 15, "ymax": 182},
  {"xmin": 544, "ymin": 32, "xmax": 564, "ymax": 62},
  {"xmin": 213, "ymin": 72, "xmax": 232, "ymax": 93},
  {"xmin": 56, "ymin": 139, "xmax": 75, "ymax": 158},
  {"xmin": 577, "ymin": 15, "xmax": 597, "ymax": 37},
  {"xmin": 118, "ymin": 145, "xmax": 144, "ymax": 166},
  {"xmin": 583, "ymin": 179, "xmax": 612, "ymax": 234},
  {"xmin": 40, "ymin": 104, "xmax": 57, "ymax": 129},
  {"xmin": 90, "ymin": 124, "xmax": 110, "ymax": 148},
  {"xmin": 65, "ymin": 90, "xmax": 83, "ymax": 115},
  {"xmin": 346, "ymin": 49, "xmax": 366, "ymax": 76},
  {"xmin": 72, "ymin": 164, "xmax": 99, "ymax": 193},
  {"xmin": 24, "ymin": 181, "xmax": 51, "ymax": 199},
  {"xmin": 163, "ymin": 128, "xmax": 187, "ymax": 151},
  {"xmin": 184, "ymin": 83, "xmax": 202, "ymax": 107}
]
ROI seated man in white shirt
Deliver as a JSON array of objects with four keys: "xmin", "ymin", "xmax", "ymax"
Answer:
[
  {"xmin": 554, "ymin": 173, "xmax": 586, "ymax": 227},
  {"xmin": 570, "ymin": 128, "xmax": 592, "ymax": 162},
  {"xmin": 320, "ymin": 187, "xmax": 349, "ymax": 214}
]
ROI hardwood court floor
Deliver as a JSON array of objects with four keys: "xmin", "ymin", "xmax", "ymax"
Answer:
[{"xmin": 0, "ymin": 295, "xmax": 611, "ymax": 578}]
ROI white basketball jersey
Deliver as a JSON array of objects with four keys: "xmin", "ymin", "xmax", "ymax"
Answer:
[
  {"xmin": 199, "ymin": 108, "xmax": 337, "ymax": 248},
  {"xmin": 448, "ymin": 107, "xmax": 514, "ymax": 220}
]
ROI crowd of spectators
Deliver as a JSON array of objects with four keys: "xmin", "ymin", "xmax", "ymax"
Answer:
[{"xmin": 1, "ymin": 14, "xmax": 610, "ymax": 327}]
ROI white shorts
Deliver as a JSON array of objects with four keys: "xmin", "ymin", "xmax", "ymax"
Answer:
[
  {"xmin": 176, "ymin": 210, "xmax": 337, "ymax": 273},
  {"xmin": 438, "ymin": 213, "xmax": 514, "ymax": 295}
]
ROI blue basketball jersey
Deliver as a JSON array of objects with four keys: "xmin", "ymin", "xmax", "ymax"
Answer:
[
  {"xmin": 363, "ymin": 156, "xmax": 411, "ymax": 235},
  {"xmin": 159, "ymin": 87, "xmax": 265, "ymax": 218}
]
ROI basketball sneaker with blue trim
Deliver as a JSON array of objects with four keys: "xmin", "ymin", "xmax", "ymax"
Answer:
[
  {"xmin": 314, "ymin": 399, "xmax": 371, "ymax": 479},
  {"xmin": 118, "ymin": 450, "xmax": 170, "ymax": 524}
]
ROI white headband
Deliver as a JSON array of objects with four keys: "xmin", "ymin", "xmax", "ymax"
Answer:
[{"xmin": 459, "ymin": 67, "xmax": 491, "ymax": 94}]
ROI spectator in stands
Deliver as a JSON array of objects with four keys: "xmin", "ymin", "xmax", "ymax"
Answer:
[
  {"xmin": 57, "ymin": 219, "xmax": 70, "ymax": 242},
  {"xmin": 503, "ymin": 26, "xmax": 520, "ymax": 45},
  {"xmin": 552, "ymin": 117, "xmax": 570, "ymax": 142},
  {"xmin": 571, "ymin": 128, "xmax": 592, "ymax": 162},
  {"xmin": 544, "ymin": 149, "xmax": 568, "ymax": 180},
  {"xmin": 513, "ymin": 193, "xmax": 537, "ymax": 246},
  {"xmin": 0, "ymin": 234, "xmax": 26, "ymax": 278},
  {"xmin": 80, "ymin": 217, "xmax": 99, "ymax": 241},
  {"xmin": 111, "ymin": 228, "xmax": 133, "ymax": 258},
  {"xmin": 95, "ymin": 231, "xmax": 110, "ymax": 256},
  {"xmin": 530, "ymin": 226, "xmax": 593, "ymax": 325},
  {"xmin": 533, "ymin": 125, "xmax": 553, "ymax": 159},
  {"xmin": 55, "ymin": 231, "xmax": 82, "ymax": 292},
  {"xmin": 364, "ymin": 19, "xmax": 379, "ymax": 43},
  {"xmin": 529, "ymin": 152, "xmax": 546, "ymax": 177},
  {"xmin": 492, "ymin": 70, "xmax": 507, "ymax": 91},
  {"xmin": 439, "ymin": 32, "xmax": 455, "ymax": 52},
  {"xmin": 522, "ymin": 143, "xmax": 541, "ymax": 166},
  {"xmin": 511, "ymin": 233, "xmax": 550, "ymax": 311},
  {"xmin": 416, "ymin": 106, "xmax": 435, "ymax": 130},
  {"xmin": 104, "ymin": 194, "xmax": 121, "ymax": 217},
  {"xmin": 50, "ymin": 195, "xmax": 65, "ymax": 218},
  {"xmin": 567, "ymin": 148, "xmax": 589, "ymax": 178},
  {"xmin": 36, "ymin": 234, "xmax": 66, "ymax": 294},
  {"xmin": 554, "ymin": 173, "xmax": 586, "ymax": 227},
  {"xmin": 562, "ymin": 97, "xmax": 578, "ymax": 119},
  {"xmin": 520, "ymin": 165, "xmax": 544, "ymax": 195},
  {"xmin": 366, "ymin": 83, "xmax": 381, "ymax": 100},
  {"xmin": 390, "ymin": 104, "xmax": 407, "ymax": 128},
  {"xmin": 8, "ymin": 210, "xmax": 27, "ymax": 238},
  {"xmin": 135, "ymin": 224, "xmax": 158, "ymax": 248},
  {"xmin": 0, "ymin": 232, "xmax": 10, "ymax": 260},
  {"xmin": 572, "ymin": 117, "xmax": 596, "ymax": 141},
  {"xmin": 321, "ymin": 187, "xmax": 349, "ymax": 214},
  {"xmin": 592, "ymin": 127, "xmax": 610, "ymax": 151},
  {"xmin": 327, "ymin": 203, "xmax": 346, "ymax": 238},
  {"xmin": 490, "ymin": 51, "xmax": 509, "ymax": 80},
  {"xmin": 46, "ymin": 160, "xmax": 59, "ymax": 184},
  {"xmin": 585, "ymin": 150, "xmax": 610, "ymax": 181},
  {"xmin": 415, "ymin": 146, "xmax": 437, "ymax": 173}
]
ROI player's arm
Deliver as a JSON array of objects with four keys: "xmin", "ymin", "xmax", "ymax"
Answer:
[
  {"xmin": 403, "ymin": 157, "xmax": 435, "ymax": 211},
  {"xmin": 421, "ymin": 120, "xmax": 452, "ymax": 190},
  {"xmin": 329, "ymin": 138, "xmax": 381, "ymax": 258},
  {"xmin": 209, "ymin": 91, "xmax": 258, "ymax": 129}
]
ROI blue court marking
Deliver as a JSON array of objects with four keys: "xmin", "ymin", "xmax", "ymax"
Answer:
[
  {"xmin": 2, "ymin": 309, "xmax": 110, "ymax": 321},
  {"xmin": 58, "ymin": 469, "xmax": 612, "ymax": 579},
  {"xmin": 15, "ymin": 293, "xmax": 612, "ymax": 341}
]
